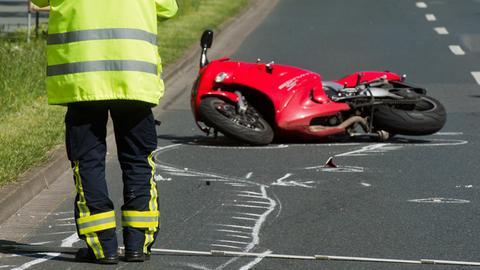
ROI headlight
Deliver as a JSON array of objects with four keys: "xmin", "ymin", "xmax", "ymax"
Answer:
[{"xmin": 215, "ymin": 72, "xmax": 229, "ymax": 83}]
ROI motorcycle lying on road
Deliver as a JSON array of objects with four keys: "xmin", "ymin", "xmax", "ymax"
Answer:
[{"xmin": 191, "ymin": 30, "xmax": 446, "ymax": 145}]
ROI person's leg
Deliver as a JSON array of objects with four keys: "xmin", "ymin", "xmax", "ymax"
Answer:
[
  {"xmin": 110, "ymin": 101, "xmax": 159, "ymax": 261},
  {"xmin": 65, "ymin": 102, "xmax": 118, "ymax": 262}
]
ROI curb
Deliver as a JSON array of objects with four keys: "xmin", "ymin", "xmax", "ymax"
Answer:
[{"xmin": 0, "ymin": 0, "xmax": 279, "ymax": 225}]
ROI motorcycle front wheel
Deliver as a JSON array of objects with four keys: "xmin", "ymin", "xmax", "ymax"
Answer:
[
  {"xmin": 198, "ymin": 97, "xmax": 274, "ymax": 145},
  {"xmin": 373, "ymin": 95, "xmax": 446, "ymax": 135}
]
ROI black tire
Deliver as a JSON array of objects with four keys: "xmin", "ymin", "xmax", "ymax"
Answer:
[
  {"xmin": 373, "ymin": 95, "xmax": 446, "ymax": 135},
  {"xmin": 198, "ymin": 97, "xmax": 274, "ymax": 145}
]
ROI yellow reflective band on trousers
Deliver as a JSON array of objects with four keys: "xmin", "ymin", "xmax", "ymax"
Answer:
[
  {"xmin": 77, "ymin": 211, "xmax": 116, "ymax": 235},
  {"xmin": 44, "ymin": 0, "xmax": 168, "ymax": 105},
  {"xmin": 72, "ymin": 161, "xmax": 105, "ymax": 259},
  {"xmin": 145, "ymin": 153, "xmax": 159, "ymax": 253},
  {"xmin": 122, "ymin": 211, "xmax": 159, "ymax": 229}
]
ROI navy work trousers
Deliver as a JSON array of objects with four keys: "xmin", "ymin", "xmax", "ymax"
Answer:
[{"xmin": 65, "ymin": 101, "xmax": 159, "ymax": 258}]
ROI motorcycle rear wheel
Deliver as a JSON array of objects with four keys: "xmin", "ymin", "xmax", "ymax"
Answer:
[
  {"xmin": 373, "ymin": 95, "xmax": 446, "ymax": 135},
  {"xmin": 198, "ymin": 97, "xmax": 274, "ymax": 145}
]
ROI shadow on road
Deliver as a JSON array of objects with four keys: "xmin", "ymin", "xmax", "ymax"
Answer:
[
  {"xmin": 157, "ymin": 133, "xmax": 435, "ymax": 146},
  {"xmin": 0, "ymin": 239, "xmax": 76, "ymax": 263}
]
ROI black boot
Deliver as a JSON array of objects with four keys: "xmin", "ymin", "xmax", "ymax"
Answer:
[{"xmin": 75, "ymin": 248, "xmax": 119, "ymax": 264}]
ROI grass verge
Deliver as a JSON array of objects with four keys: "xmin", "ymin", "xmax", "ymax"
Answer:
[{"xmin": 0, "ymin": 0, "xmax": 249, "ymax": 186}]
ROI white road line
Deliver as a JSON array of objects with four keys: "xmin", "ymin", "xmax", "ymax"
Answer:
[
  {"xmin": 471, "ymin": 72, "xmax": 480, "ymax": 85},
  {"xmin": 416, "ymin": 2, "xmax": 428, "ymax": 8},
  {"xmin": 361, "ymin": 182, "xmax": 372, "ymax": 187},
  {"xmin": 449, "ymin": 45, "xmax": 465, "ymax": 55},
  {"xmin": 434, "ymin": 27, "xmax": 449, "ymax": 35},
  {"xmin": 211, "ymin": 244, "xmax": 243, "ymax": 250},
  {"xmin": 425, "ymin": 14, "xmax": 437, "ymax": 21},
  {"xmin": 245, "ymin": 172, "xmax": 253, "ymax": 179}
]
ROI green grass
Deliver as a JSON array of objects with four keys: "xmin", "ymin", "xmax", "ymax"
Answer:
[{"xmin": 0, "ymin": 0, "xmax": 249, "ymax": 186}]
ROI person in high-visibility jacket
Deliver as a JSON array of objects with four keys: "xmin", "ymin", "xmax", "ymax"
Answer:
[{"xmin": 31, "ymin": 0, "xmax": 178, "ymax": 264}]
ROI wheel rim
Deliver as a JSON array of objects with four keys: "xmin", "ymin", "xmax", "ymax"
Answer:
[{"xmin": 213, "ymin": 100, "xmax": 268, "ymax": 132}]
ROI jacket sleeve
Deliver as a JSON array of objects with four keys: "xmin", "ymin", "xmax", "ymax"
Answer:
[
  {"xmin": 156, "ymin": 0, "xmax": 178, "ymax": 19},
  {"xmin": 30, "ymin": 0, "xmax": 49, "ymax": 8}
]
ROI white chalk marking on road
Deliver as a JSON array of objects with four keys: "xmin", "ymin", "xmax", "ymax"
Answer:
[
  {"xmin": 425, "ymin": 14, "xmax": 437, "ymax": 21},
  {"xmin": 238, "ymin": 194, "xmax": 264, "ymax": 199},
  {"xmin": 409, "ymin": 139, "xmax": 468, "ymax": 147},
  {"xmin": 408, "ymin": 198, "xmax": 470, "ymax": 204},
  {"xmin": 239, "ymin": 250, "xmax": 273, "ymax": 270},
  {"xmin": 416, "ymin": 2, "xmax": 428, "ymax": 8},
  {"xmin": 244, "ymin": 201, "xmax": 271, "ymax": 205},
  {"xmin": 471, "ymin": 72, "xmax": 480, "ymax": 85},
  {"xmin": 200, "ymin": 144, "xmax": 288, "ymax": 150},
  {"xmin": 236, "ymin": 212, "xmax": 262, "ymax": 217},
  {"xmin": 216, "ymin": 229, "xmax": 250, "ymax": 234},
  {"xmin": 154, "ymin": 174, "xmax": 172, "ymax": 181},
  {"xmin": 336, "ymin": 143, "xmax": 401, "ymax": 157},
  {"xmin": 217, "ymin": 186, "xmax": 277, "ymax": 270},
  {"xmin": 231, "ymin": 204, "xmax": 271, "ymax": 209},
  {"xmin": 233, "ymin": 216, "xmax": 257, "ymax": 221},
  {"xmin": 217, "ymin": 224, "xmax": 253, "ymax": 230},
  {"xmin": 361, "ymin": 182, "xmax": 372, "ymax": 187},
  {"xmin": 181, "ymin": 263, "xmax": 212, "ymax": 270},
  {"xmin": 218, "ymin": 240, "xmax": 250, "ymax": 245},
  {"xmin": 307, "ymin": 165, "xmax": 364, "ymax": 173},
  {"xmin": 271, "ymin": 173, "xmax": 314, "ymax": 188},
  {"xmin": 239, "ymin": 191, "xmax": 262, "ymax": 195},
  {"xmin": 227, "ymin": 234, "xmax": 251, "ymax": 239},
  {"xmin": 434, "ymin": 132, "xmax": 463, "ymax": 136},
  {"xmin": 211, "ymin": 244, "xmax": 243, "ymax": 250},
  {"xmin": 245, "ymin": 172, "xmax": 253, "ymax": 179},
  {"xmin": 456, "ymin": 185, "xmax": 473, "ymax": 189},
  {"xmin": 449, "ymin": 45, "xmax": 466, "ymax": 55},
  {"xmin": 228, "ymin": 183, "xmax": 247, "ymax": 187},
  {"xmin": 11, "ymin": 255, "xmax": 58, "ymax": 270},
  {"xmin": 434, "ymin": 27, "xmax": 449, "ymax": 35},
  {"xmin": 10, "ymin": 233, "xmax": 80, "ymax": 270}
]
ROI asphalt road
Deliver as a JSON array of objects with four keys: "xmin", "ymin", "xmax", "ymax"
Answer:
[{"xmin": 1, "ymin": 0, "xmax": 480, "ymax": 269}]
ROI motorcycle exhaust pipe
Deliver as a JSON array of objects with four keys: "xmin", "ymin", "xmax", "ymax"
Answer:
[{"xmin": 308, "ymin": 116, "xmax": 368, "ymax": 136}]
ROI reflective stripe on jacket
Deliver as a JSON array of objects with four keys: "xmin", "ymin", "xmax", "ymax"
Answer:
[{"xmin": 31, "ymin": 0, "xmax": 178, "ymax": 105}]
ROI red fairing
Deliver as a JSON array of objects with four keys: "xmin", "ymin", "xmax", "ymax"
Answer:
[
  {"xmin": 193, "ymin": 59, "xmax": 350, "ymax": 136},
  {"xmin": 336, "ymin": 71, "xmax": 401, "ymax": 87}
]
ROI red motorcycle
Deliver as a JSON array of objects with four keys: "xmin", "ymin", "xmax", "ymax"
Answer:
[{"xmin": 191, "ymin": 30, "xmax": 446, "ymax": 145}]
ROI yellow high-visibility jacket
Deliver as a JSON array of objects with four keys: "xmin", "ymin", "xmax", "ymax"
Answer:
[{"xmin": 31, "ymin": 0, "xmax": 178, "ymax": 105}]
